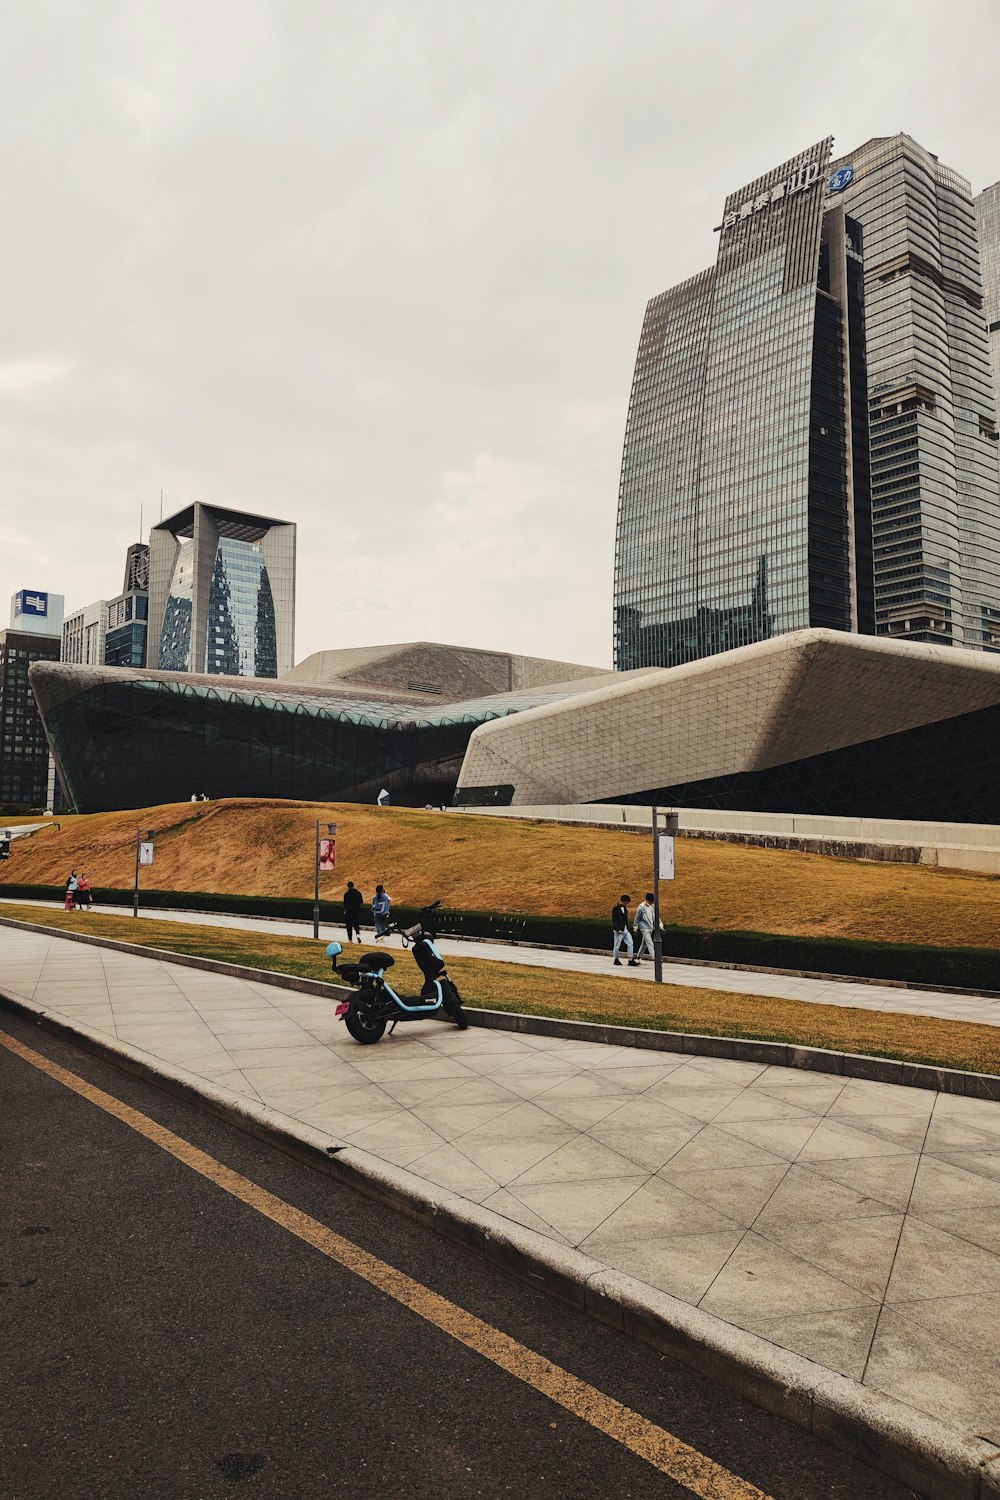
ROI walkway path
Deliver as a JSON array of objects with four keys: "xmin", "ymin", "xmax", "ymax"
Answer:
[
  {"xmin": 2, "ymin": 895, "xmax": 998, "ymax": 1029},
  {"xmin": 2, "ymin": 920, "xmax": 1000, "ymax": 1449}
]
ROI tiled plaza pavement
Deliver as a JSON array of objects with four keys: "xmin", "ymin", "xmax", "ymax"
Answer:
[
  {"xmin": 3, "ymin": 922, "xmax": 1000, "ymax": 1445},
  {"xmin": 3, "ymin": 896, "xmax": 998, "ymax": 1029}
]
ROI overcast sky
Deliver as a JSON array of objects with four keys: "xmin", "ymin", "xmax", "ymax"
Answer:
[{"xmin": 2, "ymin": 0, "xmax": 999, "ymax": 670}]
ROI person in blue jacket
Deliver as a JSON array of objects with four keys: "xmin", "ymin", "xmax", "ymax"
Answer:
[{"xmin": 372, "ymin": 884, "xmax": 391, "ymax": 940}]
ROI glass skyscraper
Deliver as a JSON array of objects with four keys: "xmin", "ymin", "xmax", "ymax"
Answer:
[
  {"xmin": 148, "ymin": 504, "xmax": 295, "ymax": 679},
  {"xmin": 615, "ymin": 140, "xmax": 874, "ymax": 672},
  {"xmin": 830, "ymin": 136, "xmax": 1000, "ymax": 650}
]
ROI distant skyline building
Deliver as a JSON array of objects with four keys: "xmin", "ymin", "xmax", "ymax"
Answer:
[
  {"xmin": 615, "ymin": 138, "xmax": 875, "ymax": 673},
  {"xmin": 9, "ymin": 589, "xmax": 63, "ymax": 640},
  {"xmin": 2, "ymin": 590, "xmax": 64, "ymax": 808},
  {"xmin": 63, "ymin": 599, "xmax": 108, "ymax": 667},
  {"xmin": 147, "ymin": 504, "xmax": 295, "ymax": 679},
  {"xmin": 974, "ymin": 178, "xmax": 1000, "ymax": 427},
  {"xmin": 832, "ymin": 135, "xmax": 1000, "ymax": 650},
  {"xmin": 104, "ymin": 542, "xmax": 149, "ymax": 669},
  {"xmin": 62, "ymin": 544, "xmax": 149, "ymax": 671}
]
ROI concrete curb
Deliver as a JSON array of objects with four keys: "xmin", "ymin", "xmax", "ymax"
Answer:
[
  {"xmin": 2, "ymin": 985, "xmax": 999, "ymax": 1500},
  {"xmin": 1, "ymin": 911, "xmax": 997, "ymax": 1100},
  {"xmin": 467, "ymin": 1008, "xmax": 1000, "ymax": 1102}
]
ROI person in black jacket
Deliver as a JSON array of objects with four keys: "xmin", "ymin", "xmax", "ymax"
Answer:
[
  {"xmin": 343, "ymin": 881, "xmax": 363, "ymax": 943},
  {"xmin": 611, "ymin": 894, "xmax": 639, "ymax": 967}
]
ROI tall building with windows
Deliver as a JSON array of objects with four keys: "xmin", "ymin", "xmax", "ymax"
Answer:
[
  {"xmin": 1, "ymin": 591, "xmax": 64, "ymax": 808},
  {"xmin": 63, "ymin": 600, "xmax": 108, "ymax": 667},
  {"xmin": 831, "ymin": 136, "xmax": 1000, "ymax": 650},
  {"xmin": 105, "ymin": 542, "xmax": 149, "ymax": 669},
  {"xmin": 147, "ymin": 504, "xmax": 295, "ymax": 679},
  {"xmin": 974, "ymin": 179, "xmax": 1000, "ymax": 426},
  {"xmin": 615, "ymin": 139, "xmax": 875, "ymax": 672}
]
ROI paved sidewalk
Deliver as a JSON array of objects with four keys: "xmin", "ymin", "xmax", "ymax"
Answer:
[
  {"xmin": 3, "ymin": 921, "xmax": 1000, "ymax": 1450},
  {"xmin": 3, "ymin": 895, "xmax": 998, "ymax": 1029}
]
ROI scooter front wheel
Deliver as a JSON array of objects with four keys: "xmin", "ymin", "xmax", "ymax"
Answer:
[{"xmin": 345, "ymin": 1004, "xmax": 387, "ymax": 1044}]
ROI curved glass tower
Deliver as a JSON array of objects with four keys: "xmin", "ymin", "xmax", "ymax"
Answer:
[
  {"xmin": 615, "ymin": 139, "xmax": 875, "ymax": 672},
  {"xmin": 148, "ymin": 504, "xmax": 294, "ymax": 678},
  {"xmin": 206, "ymin": 537, "xmax": 277, "ymax": 678}
]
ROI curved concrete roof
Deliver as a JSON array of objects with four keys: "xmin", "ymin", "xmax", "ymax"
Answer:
[{"xmin": 456, "ymin": 629, "xmax": 1000, "ymax": 805}]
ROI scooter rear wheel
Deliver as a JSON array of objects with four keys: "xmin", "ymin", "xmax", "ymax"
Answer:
[
  {"xmin": 345, "ymin": 1004, "xmax": 387, "ymax": 1044},
  {"xmin": 441, "ymin": 981, "xmax": 469, "ymax": 1031}
]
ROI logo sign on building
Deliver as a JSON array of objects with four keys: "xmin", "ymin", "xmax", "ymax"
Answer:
[
  {"xmin": 829, "ymin": 164, "xmax": 855, "ymax": 194},
  {"xmin": 718, "ymin": 160, "xmax": 822, "ymax": 232},
  {"xmin": 16, "ymin": 590, "xmax": 48, "ymax": 617}
]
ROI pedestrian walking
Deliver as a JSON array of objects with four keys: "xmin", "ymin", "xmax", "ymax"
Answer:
[
  {"xmin": 372, "ymin": 884, "xmax": 391, "ymax": 940},
  {"xmin": 634, "ymin": 892, "xmax": 658, "ymax": 960},
  {"xmin": 611, "ymin": 894, "xmax": 639, "ymax": 967},
  {"xmin": 76, "ymin": 872, "xmax": 93, "ymax": 911},
  {"xmin": 343, "ymin": 880, "xmax": 363, "ymax": 943},
  {"xmin": 65, "ymin": 871, "xmax": 78, "ymax": 912}
]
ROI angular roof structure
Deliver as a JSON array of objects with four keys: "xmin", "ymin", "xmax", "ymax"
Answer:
[
  {"xmin": 31, "ymin": 629, "xmax": 1000, "ymax": 822},
  {"xmin": 456, "ymin": 629, "xmax": 1000, "ymax": 823},
  {"xmin": 27, "ymin": 644, "xmax": 615, "ymax": 813},
  {"xmin": 282, "ymin": 641, "xmax": 608, "ymax": 698}
]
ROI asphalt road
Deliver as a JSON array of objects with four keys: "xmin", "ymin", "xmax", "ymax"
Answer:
[{"xmin": 1, "ymin": 1007, "xmax": 919, "ymax": 1500}]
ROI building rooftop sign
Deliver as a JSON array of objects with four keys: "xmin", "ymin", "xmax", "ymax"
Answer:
[{"xmin": 716, "ymin": 159, "xmax": 822, "ymax": 233}]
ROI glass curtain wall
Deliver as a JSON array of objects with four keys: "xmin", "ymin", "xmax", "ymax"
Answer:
[
  {"xmin": 615, "ymin": 139, "xmax": 871, "ymax": 671},
  {"xmin": 207, "ymin": 538, "xmax": 277, "ymax": 678},
  {"xmin": 158, "ymin": 538, "xmax": 195, "ymax": 671},
  {"xmin": 834, "ymin": 135, "xmax": 1000, "ymax": 650}
]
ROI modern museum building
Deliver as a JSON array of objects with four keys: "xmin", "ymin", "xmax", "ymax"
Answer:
[{"xmin": 27, "ymin": 629, "xmax": 1000, "ymax": 824}]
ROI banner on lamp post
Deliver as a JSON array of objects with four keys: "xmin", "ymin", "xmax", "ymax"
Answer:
[
  {"xmin": 658, "ymin": 834, "xmax": 675, "ymax": 881},
  {"xmin": 139, "ymin": 842, "xmax": 155, "ymax": 866},
  {"xmin": 313, "ymin": 821, "xmax": 338, "ymax": 939}
]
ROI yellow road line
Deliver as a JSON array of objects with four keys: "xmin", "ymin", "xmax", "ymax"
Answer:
[{"xmin": 2, "ymin": 1027, "xmax": 774, "ymax": 1500}]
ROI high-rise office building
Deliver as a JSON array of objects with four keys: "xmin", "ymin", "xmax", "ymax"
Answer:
[
  {"xmin": 105, "ymin": 542, "xmax": 149, "ymax": 669},
  {"xmin": 831, "ymin": 136, "xmax": 1000, "ymax": 650},
  {"xmin": 974, "ymin": 179, "xmax": 1000, "ymax": 426},
  {"xmin": 63, "ymin": 600, "xmax": 108, "ymax": 666},
  {"xmin": 62, "ymin": 545, "xmax": 150, "ymax": 672},
  {"xmin": 147, "ymin": 504, "xmax": 295, "ymax": 679},
  {"xmin": 1, "ymin": 591, "xmax": 64, "ymax": 808},
  {"xmin": 615, "ymin": 139, "xmax": 874, "ymax": 672}
]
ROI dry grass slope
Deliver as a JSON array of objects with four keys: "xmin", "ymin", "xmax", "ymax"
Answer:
[
  {"xmin": 2, "ymin": 903, "xmax": 997, "ymax": 1076},
  {"xmin": 2, "ymin": 798, "xmax": 999, "ymax": 948}
]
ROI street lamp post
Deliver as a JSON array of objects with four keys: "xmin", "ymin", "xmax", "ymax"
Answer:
[
  {"xmin": 133, "ymin": 828, "xmax": 155, "ymax": 918},
  {"xmin": 650, "ymin": 806, "xmax": 679, "ymax": 984},
  {"xmin": 313, "ymin": 820, "xmax": 338, "ymax": 940}
]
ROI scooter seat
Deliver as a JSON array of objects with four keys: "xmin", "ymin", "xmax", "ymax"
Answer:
[{"xmin": 359, "ymin": 952, "xmax": 394, "ymax": 970}]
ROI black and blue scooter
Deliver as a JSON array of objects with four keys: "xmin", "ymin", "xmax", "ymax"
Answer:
[{"xmin": 326, "ymin": 900, "xmax": 468, "ymax": 1045}]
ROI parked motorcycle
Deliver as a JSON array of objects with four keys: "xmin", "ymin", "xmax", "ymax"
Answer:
[{"xmin": 327, "ymin": 901, "xmax": 468, "ymax": 1045}]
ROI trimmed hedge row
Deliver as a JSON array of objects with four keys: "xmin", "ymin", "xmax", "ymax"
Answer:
[{"xmin": 0, "ymin": 883, "xmax": 996, "ymax": 991}]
